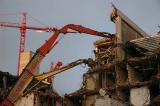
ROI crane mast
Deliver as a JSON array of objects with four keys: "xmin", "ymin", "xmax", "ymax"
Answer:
[{"xmin": 17, "ymin": 12, "xmax": 26, "ymax": 75}]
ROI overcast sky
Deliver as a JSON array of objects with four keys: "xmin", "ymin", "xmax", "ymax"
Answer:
[{"xmin": 0, "ymin": 0, "xmax": 160, "ymax": 95}]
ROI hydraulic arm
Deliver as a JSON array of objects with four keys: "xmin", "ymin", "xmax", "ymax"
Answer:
[
  {"xmin": 35, "ymin": 59, "xmax": 88, "ymax": 81},
  {"xmin": 19, "ymin": 59, "xmax": 88, "ymax": 97},
  {"xmin": 6, "ymin": 24, "xmax": 113, "ymax": 104}
]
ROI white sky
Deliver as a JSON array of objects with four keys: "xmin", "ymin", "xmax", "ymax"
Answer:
[{"xmin": 0, "ymin": 0, "xmax": 160, "ymax": 95}]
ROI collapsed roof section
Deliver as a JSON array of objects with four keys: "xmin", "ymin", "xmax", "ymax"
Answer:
[{"xmin": 126, "ymin": 34, "xmax": 160, "ymax": 55}]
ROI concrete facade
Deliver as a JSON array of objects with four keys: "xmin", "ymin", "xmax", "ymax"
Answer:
[
  {"xmin": 95, "ymin": 95, "xmax": 126, "ymax": 106},
  {"xmin": 14, "ymin": 93, "xmax": 34, "ymax": 106},
  {"xmin": 19, "ymin": 51, "xmax": 39, "ymax": 76}
]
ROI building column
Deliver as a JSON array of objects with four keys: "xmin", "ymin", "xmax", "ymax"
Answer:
[{"xmin": 127, "ymin": 64, "xmax": 150, "ymax": 106}]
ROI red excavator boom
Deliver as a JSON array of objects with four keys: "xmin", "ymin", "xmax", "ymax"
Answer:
[{"xmin": 6, "ymin": 24, "xmax": 113, "ymax": 104}]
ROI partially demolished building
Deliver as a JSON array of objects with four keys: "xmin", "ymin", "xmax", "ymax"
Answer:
[
  {"xmin": 0, "ymin": 6, "xmax": 159, "ymax": 106},
  {"xmin": 64, "ymin": 7, "xmax": 160, "ymax": 106},
  {"xmin": 0, "ymin": 70, "xmax": 62, "ymax": 106}
]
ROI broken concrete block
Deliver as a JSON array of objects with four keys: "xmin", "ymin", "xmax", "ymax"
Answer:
[{"xmin": 130, "ymin": 86, "xmax": 150, "ymax": 106}]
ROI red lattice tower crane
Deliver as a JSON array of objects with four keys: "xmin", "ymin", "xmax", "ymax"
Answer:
[{"xmin": 0, "ymin": 13, "xmax": 59, "ymax": 75}]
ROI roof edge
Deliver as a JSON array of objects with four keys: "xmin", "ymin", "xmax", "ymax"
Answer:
[{"xmin": 111, "ymin": 5, "xmax": 149, "ymax": 37}]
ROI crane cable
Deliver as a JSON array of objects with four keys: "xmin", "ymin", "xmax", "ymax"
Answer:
[{"xmin": 27, "ymin": 13, "xmax": 48, "ymax": 27}]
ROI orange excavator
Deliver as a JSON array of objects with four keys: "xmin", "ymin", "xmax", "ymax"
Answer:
[{"xmin": 1, "ymin": 24, "xmax": 113, "ymax": 105}]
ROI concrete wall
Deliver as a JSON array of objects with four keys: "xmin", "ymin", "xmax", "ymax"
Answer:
[
  {"xmin": 130, "ymin": 86, "xmax": 150, "ymax": 106},
  {"xmin": 85, "ymin": 73, "xmax": 99, "ymax": 90},
  {"xmin": 83, "ymin": 95, "xmax": 96, "ymax": 106},
  {"xmin": 64, "ymin": 98, "xmax": 75, "ymax": 106},
  {"xmin": 19, "ymin": 51, "xmax": 39, "ymax": 75},
  {"xmin": 56, "ymin": 101, "xmax": 63, "ymax": 106},
  {"xmin": 14, "ymin": 93, "xmax": 34, "ymax": 106},
  {"xmin": 95, "ymin": 95, "xmax": 127, "ymax": 106}
]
